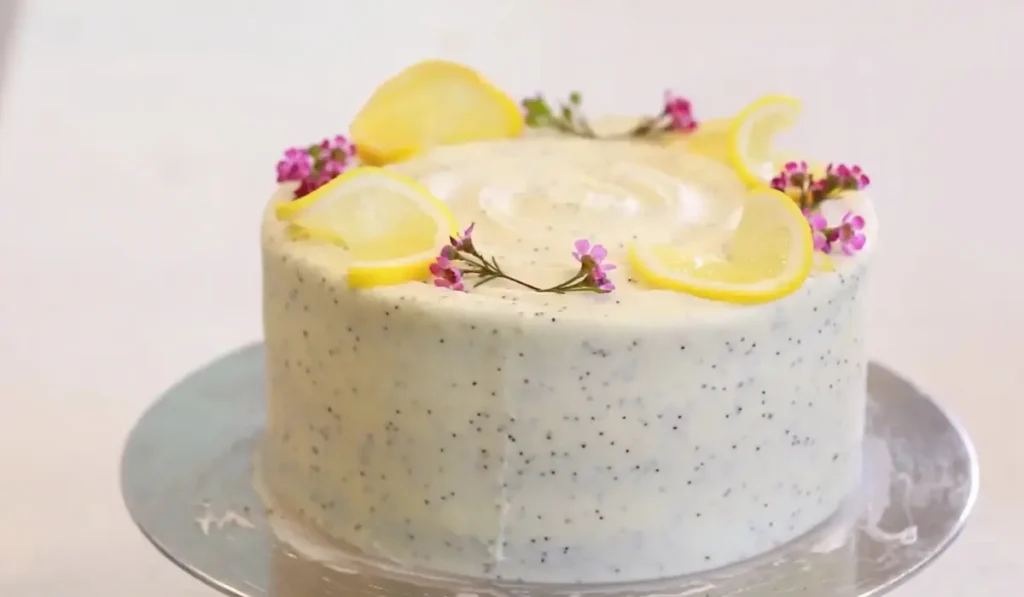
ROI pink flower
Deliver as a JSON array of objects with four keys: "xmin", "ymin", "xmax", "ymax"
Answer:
[
  {"xmin": 276, "ymin": 147, "xmax": 313, "ymax": 183},
  {"xmin": 805, "ymin": 209, "xmax": 868, "ymax": 255},
  {"xmin": 804, "ymin": 209, "xmax": 831, "ymax": 252},
  {"xmin": 320, "ymin": 158, "xmax": 348, "ymax": 179},
  {"xmin": 429, "ymin": 255, "xmax": 465, "ymax": 291},
  {"xmin": 294, "ymin": 171, "xmax": 334, "ymax": 197},
  {"xmin": 278, "ymin": 134, "xmax": 358, "ymax": 199},
  {"xmin": 573, "ymin": 239, "xmax": 616, "ymax": 292},
  {"xmin": 320, "ymin": 159, "xmax": 346, "ymax": 179},
  {"xmin": 784, "ymin": 161, "xmax": 809, "ymax": 177},
  {"xmin": 450, "ymin": 222, "xmax": 476, "ymax": 254},
  {"xmin": 836, "ymin": 211, "xmax": 866, "ymax": 255},
  {"xmin": 320, "ymin": 134, "xmax": 357, "ymax": 163},
  {"xmin": 663, "ymin": 91, "xmax": 698, "ymax": 133},
  {"xmin": 771, "ymin": 161, "xmax": 810, "ymax": 191},
  {"xmin": 827, "ymin": 163, "xmax": 870, "ymax": 191}
]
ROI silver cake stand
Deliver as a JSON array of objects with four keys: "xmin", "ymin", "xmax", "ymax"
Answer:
[{"xmin": 121, "ymin": 343, "xmax": 978, "ymax": 597}]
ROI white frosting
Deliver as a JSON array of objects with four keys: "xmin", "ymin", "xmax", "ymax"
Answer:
[{"xmin": 260, "ymin": 135, "xmax": 874, "ymax": 583}]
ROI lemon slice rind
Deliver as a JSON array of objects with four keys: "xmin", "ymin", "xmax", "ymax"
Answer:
[
  {"xmin": 275, "ymin": 166, "xmax": 459, "ymax": 289},
  {"xmin": 628, "ymin": 188, "xmax": 813, "ymax": 304},
  {"xmin": 728, "ymin": 95, "xmax": 803, "ymax": 188},
  {"xmin": 351, "ymin": 60, "xmax": 524, "ymax": 166}
]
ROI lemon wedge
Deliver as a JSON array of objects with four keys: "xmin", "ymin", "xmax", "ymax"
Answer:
[
  {"xmin": 628, "ymin": 188, "xmax": 813, "ymax": 304},
  {"xmin": 276, "ymin": 166, "xmax": 458, "ymax": 288},
  {"xmin": 350, "ymin": 60, "xmax": 524, "ymax": 166},
  {"xmin": 728, "ymin": 95, "xmax": 803, "ymax": 188}
]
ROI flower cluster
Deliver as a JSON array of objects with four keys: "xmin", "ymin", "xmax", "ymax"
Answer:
[
  {"xmin": 276, "ymin": 135, "xmax": 358, "ymax": 198},
  {"xmin": 805, "ymin": 210, "xmax": 866, "ymax": 255},
  {"xmin": 429, "ymin": 224, "xmax": 615, "ymax": 294},
  {"xmin": 770, "ymin": 161, "xmax": 871, "ymax": 210},
  {"xmin": 772, "ymin": 160, "xmax": 871, "ymax": 255},
  {"xmin": 521, "ymin": 90, "xmax": 698, "ymax": 139},
  {"xmin": 635, "ymin": 91, "xmax": 698, "ymax": 134}
]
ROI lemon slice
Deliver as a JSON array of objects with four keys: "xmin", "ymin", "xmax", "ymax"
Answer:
[
  {"xmin": 351, "ymin": 60, "xmax": 524, "ymax": 166},
  {"xmin": 276, "ymin": 166, "xmax": 459, "ymax": 288},
  {"xmin": 729, "ymin": 95, "xmax": 803, "ymax": 188},
  {"xmin": 628, "ymin": 188, "xmax": 813, "ymax": 304},
  {"xmin": 676, "ymin": 117, "xmax": 733, "ymax": 163}
]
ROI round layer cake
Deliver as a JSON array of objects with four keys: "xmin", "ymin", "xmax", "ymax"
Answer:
[{"xmin": 260, "ymin": 135, "xmax": 875, "ymax": 583}]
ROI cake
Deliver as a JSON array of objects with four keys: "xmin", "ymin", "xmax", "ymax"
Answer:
[{"xmin": 260, "ymin": 60, "xmax": 876, "ymax": 584}]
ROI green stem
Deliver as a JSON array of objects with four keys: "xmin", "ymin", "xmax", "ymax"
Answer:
[
  {"xmin": 525, "ymin": 95, "xmax": 675, "ymax": 141},
  {"xmin": 457, "ymin": 253, "xmax": 545, "ymax": 292},
  {"xmin": 554, "ymin": 116, "xmax": 596, "ymax": 138},
  {"xmin": 576, "ymin": 116, "xmax": 597, "ymax": 138},
  {"xmin": 454, "ymin": 252, "xmax": 597, "ymax": 294},
  {"xmin": 473, "ymin": 274, "xmax": 501, "ymax": 288},
  {"xmin": 540, "ymin": 271, "xmax": 587, "ymax": 293},
  {"xmin": 626, "ymin": 111, "xmax": 668, "ymax": 138},
  {"xmin": 551, "ymin": 119, "xmax": 577, "ymax": 135},
  {"xmin": 569, "ymin": 114, "xmax": 669, "ymax": 140}
]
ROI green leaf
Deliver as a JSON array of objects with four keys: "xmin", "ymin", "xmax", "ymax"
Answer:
[
  {"xmin": 569, "ymin": 91, "xmax": 582, "ymax": 105},
  {"xmin": 522, "ymin": 96, "xmax": 553, "ymax": 128},
  {"xmin": 521, "ymin": 96, "xmax": 551, "ymax": 117},
  {"xmin": 525, "ymin": 113, "xmax": 548, "ymax": 127}
]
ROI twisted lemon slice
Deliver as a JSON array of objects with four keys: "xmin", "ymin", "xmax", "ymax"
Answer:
[
  {"xmin": 276, "ymin": 167, "xmax": 458, "ymax": 288},
  {"xmin": 728, "ymin": 95, "xmax": 803, "ymax": 187},
  {"xmin": 628, "ymin": 188, "xmax": 813, "ymax": 304},
  {"xmin": 655, "ymin": 96, "xmax": 803, "ymax": 186},
  {"xmin": 351, "ymin": 60, "xmax": 524, "ymax": 165}
]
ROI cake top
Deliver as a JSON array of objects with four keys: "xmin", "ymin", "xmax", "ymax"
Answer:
[{"xmin": 268, "ymin": 59, "xmax": 875, "ymax": 309}]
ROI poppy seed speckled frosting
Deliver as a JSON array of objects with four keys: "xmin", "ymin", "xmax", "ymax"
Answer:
[{"xmin": 259, "ymin": 132, "xmax": 876, "ymax": 583}]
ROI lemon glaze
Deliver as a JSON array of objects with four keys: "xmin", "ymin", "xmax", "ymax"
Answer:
[{"xmin": 260, "ymin": 134, "xmax": 877, "ymax": 583}]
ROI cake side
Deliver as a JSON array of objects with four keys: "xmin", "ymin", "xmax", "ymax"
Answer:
[{"xmin": 261, "ymin": 197, "xmax": 871, "ymax": 583}]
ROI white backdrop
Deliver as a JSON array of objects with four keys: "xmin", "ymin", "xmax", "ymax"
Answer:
[{"xmin": 0, "ymin": 0, "xmax": 1021, "ymax": 595}]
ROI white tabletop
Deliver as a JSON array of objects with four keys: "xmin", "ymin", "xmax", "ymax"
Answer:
[{"xmin": 0, "ymin": 0, "xmax": 1019, "ymax": 595}]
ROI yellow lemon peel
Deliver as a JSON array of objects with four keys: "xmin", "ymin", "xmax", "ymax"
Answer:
[
  {"xmin": 628, "ymin": 188, "xmax": 813, "ymax": 304},
  {"xmin": 276, "ymin": 166, "xmax": 458, "ymax": 289},
  {"xmin": 727, "ymin": 94, "xmax": 803, "ymax": 188},
  {"xmin": 350, "ymin": 60, "xmax": 524, "ymax": 166}
]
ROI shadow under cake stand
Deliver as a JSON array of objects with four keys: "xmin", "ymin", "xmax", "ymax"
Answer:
[{"xmin": 120, "ymin": 343, "xmax": 978, "ymax": 597}]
